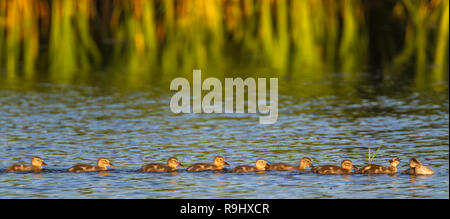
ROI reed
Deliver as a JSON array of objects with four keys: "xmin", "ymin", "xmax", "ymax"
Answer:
[{"xmin": 367, "ymin": 143, "xmax": 382, "ymax": 165}]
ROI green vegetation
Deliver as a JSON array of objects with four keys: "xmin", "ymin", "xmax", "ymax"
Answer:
[
  {"xmin": 367, "ymin": 143, "xmax": 382, "ymax": 165},
  {"xmin": 0, "ymin": 0, "xmax": 448, "ymax": 89}
]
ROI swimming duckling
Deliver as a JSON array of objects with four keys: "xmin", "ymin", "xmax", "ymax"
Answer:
[
  {"xmin": 232, "ymin": 159, "xmax": 270, "ymax": 173},
  {"xmin": 312, "ymin": 160, "xmax": 356, "ymax": 174},
  {"xmin": 187, "ymin": 156, "xmax": 230, "ymax": 171},
  {"xmin": 402, "ymin": 158, "xmax": 434, "ymax": 175},
  {"xmin": 5, "ymin": 156, "xmax": 47, "ymax": 172},
  {"xmin": 267, "ymin": 157, "xmax": 313, "ymax": 171},
  {"xmin": 139, "ymin": 157, "xmax": 184, "ymax": 172},
  {"xmin": 355, "ymin": 157, "xmax": 400, "ymax": 174},
  {"xmin": 68, "ymin": 157, "xmax": 114, "ymax": 172}
]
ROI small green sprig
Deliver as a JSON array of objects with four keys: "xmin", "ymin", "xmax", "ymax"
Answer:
[{"xmin": 368, "ymin": 143, "xmax": 382, "ymax": 165}]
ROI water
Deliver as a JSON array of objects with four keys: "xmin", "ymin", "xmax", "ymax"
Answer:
[{"xmin": 0, "ymin": 74, "xmax": 448, "ymax": 199}]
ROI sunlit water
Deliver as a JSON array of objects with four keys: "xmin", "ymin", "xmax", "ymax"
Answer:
[{"xmin": 0, "ymin": 75, "xmax": 448, "ymax": 198}]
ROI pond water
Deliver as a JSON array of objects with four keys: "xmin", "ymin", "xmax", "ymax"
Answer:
[{"xmin": 0, "ymin": 73, "xmax": 448, "ymax": 198}]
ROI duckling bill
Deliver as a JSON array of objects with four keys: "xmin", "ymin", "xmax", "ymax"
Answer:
[
  {"xmin": 139, "ymin": 157, "xmax": 184, "ymax": 172},
  {"xmin": 5, "ymin": 156, "xmax": 47, "ymax": 173},
  {"xmin": 187, "ymin": 156, "xmax": 230, "ymax": 171},
  {"xmin": 68, "ymin": 157, "xmax": 114, "ymax": 172}
]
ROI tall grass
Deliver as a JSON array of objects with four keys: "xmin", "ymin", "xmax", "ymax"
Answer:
[
  {"xmin": 0, "ymin": 0, "xmax": 448, "ymax": 87},
  {"xmin": 367, "ymin": 143, "xmax": 382, "ymax": 165}
]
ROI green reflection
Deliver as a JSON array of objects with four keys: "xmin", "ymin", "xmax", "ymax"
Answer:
[{"xmin": 0, "ymin": 0, "xmax": 447, "ymax": 93}]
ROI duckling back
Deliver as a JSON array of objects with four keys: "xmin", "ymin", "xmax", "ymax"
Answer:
[
  {"xmin": 68, "ymin": 164, "xmax": 100, "ymax": 172},
  {"xmin": 312, "ymin": 165, "xmax": 349, "ymax": 174},
  {"xmin": 355, "ymin": 164, "xmax": 393, "ymax": 174},
  {"xmin": 413, "ymin": 165, "xmax": 434, "ymax": 175},
  {"xmin": 187, "ymin": 156, "xmax": 229, "ymax": 171},
  {"xmin": 267, "ymin": 163, "xmax": 297, "ymax": 171},
  {"xmin": 140, "ymin": 163, "xmax": 173, "ymax": 172},
  {"xmin": 5, "ymin": 164, "xmax": 39, "ymax": 172},
  {"xmin": 312, "ymin": 162, "xmax": 355, "ymax": 174},
  {"xmin": 186, "ymin": 163, "xmax": 216, "ymax": 171}
]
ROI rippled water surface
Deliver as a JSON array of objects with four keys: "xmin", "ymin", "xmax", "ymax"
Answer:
[{"xmin": 0, "ymin": 76, "xmax": 448, "ymax": 198}]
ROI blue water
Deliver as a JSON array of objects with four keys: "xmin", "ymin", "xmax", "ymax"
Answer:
[{"xmin": 0, "ymin": 79, "xmax": 448, "ymax": 198}]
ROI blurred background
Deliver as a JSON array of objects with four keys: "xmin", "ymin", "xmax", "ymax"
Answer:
[{"xmin": 0, "ymin": 0, "xmax": 448, "ymax": 91}]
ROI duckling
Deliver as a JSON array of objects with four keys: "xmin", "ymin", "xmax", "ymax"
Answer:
[
  {"xmin": 139, "ymin": 157, "xmax": 184, "ymax": 172},
  {"xmin": 232, "ymin": 159, "xmax": 270, "ymax": 173},
  {"xmin": 68, "ymin": 157, "xmax": 114, "ymax": 172},
  {"xmin": 267, "ymin": 157, "xmax": 313, "ymax": 171},
  {"xmin": 187, "ymin": 156, "xmax": 230, "ymax": 171},
  {"xmin": 312, "ymin": 160, "xmax": 356, "ymax": 174},
  {"xmin": 402, "ymin": 158, "xmax": 434, "ymax": 175},
  {"xmin": 5, "ymin": 156, "xmax": 47, "ymax": 172},
  {"xmin": 355, "ymin": 157, "xmax": 400, "ymax": 174}
]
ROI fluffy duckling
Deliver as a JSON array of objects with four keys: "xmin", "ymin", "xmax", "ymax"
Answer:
[
  {"xmin": 232, "ymin": 159, "xmax": 270, "ymax": 173},
  {"xmin": 187, "ymin": 156, "xmax": 230, "ymax": 171},
  {"xmin": 355, "ymin": 157, "xmax": 400, "ymax": 174},
  {"xmin": 139, "ymin": 157, "xmax": 184, "ymax": 172},
  {"xmin": 267, "ymin": 157, "xmax": 313, "ymax": 171},
  {"xmin": 402, "ymin": 158, "xmax": 434, "ymax": 175},
  {"xmin": 5, "ymin": 156, "xmax": 47, "ymax": 172},
  {"xmin": 68, "ymin": 157, "xmax": 114, "ymax": 172},
  {"xmin": 312, "ymin": 160, "xmax": 356, "ymax": 174}
]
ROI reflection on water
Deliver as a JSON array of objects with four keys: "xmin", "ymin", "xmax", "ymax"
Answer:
[
  {"xmin": 0, "ymin": 74, "xmax": 448, "ymax": 199},
  {"xmin": 97, "ymin": 171, "xmax": 110, "ymax": 176}
]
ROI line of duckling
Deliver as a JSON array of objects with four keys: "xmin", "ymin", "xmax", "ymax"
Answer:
[{"xmin": 4, "ymin": 156, "xmax": 434, "ymax": 175}]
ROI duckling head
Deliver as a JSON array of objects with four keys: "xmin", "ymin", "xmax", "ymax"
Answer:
[
  {"xmin": 214, "ymin": 156, "xmax": 230, "ymax": 167},
  {"xmin": 31, "ymin": 156, "xmax": 47, "ymax": 167},
  {"xmin": 168, "ymin": 157, "xmax": 184, "ymax": 168},
  {"xmin": 341, "ymin": 160, "xmax": 356, "ymax": 170},
  {"xmin": 388, "ymin": 157, "xmax": 400, "ymax": 167},
  {"xmin": 255, "ymin": 159, "xmax": 269, "ymax": 170},
  {"xmin": 299, "ymin": 157, "xmax": 313, "ymax": 169},
  {"xmin": 97, "ymin": 158, "xmax": 114, "ymax": 168},
  {"xmin": 409, "ymin": 158, "xmax": 422, "ymax": 168}
]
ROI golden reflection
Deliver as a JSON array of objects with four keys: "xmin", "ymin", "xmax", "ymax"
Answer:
[
  {"xmin": 256, "ymin": 172, "xmax": 267, "ymax": 179},
  {"xmin": 409, "ymin": 174, "xmax": 433, "ymax": 180},
  {"xmin": 213, "ymin": 170, "xmax": 225, "ymax": 175},
  {"xmin": 98, "ymin": 171, "xmax": 110, "ymax": 176},
  {"xmin": 0, "ymin": 0, "xmax": 446, "ymax": 89},
  {"xmin": 32, "ymin": 173, "xmax": 43, "ymax": 177},
  {"xmin": 168, "ymin": 171, "xmax": 179, "ymax": 176}
]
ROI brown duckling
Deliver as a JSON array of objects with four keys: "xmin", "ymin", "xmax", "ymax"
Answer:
[
  {"xmin": 267, "ymin": 157, "xmax": 313, "ymax": 171},
  {"xmin": 402, "ymin": 158, "xmax": 434, "ymax": 175},
  {"xmin": 5, "ymin": 156, "xmax": 47, "ymax": 172},
  {"xmin": 355, "ymin": 157, "xmax": 400, "ymax": 174},
  {"xmin": 187, "ymin": 156, "xmax": 230, "ymax": 171},
  {"xmin": 312, "ymin": 160, "xmax": 356, "ymax": 174},
  {"xmin": 139, "ymin": 157, "xmax": 184, "ymax": 172},
  {"xmin": 232, "ymin": 159, "xmax": 270, "ymax": 173},
  {"xmin": 68, "ymin": 157, "xmax": 114, "ymax": 172}
]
